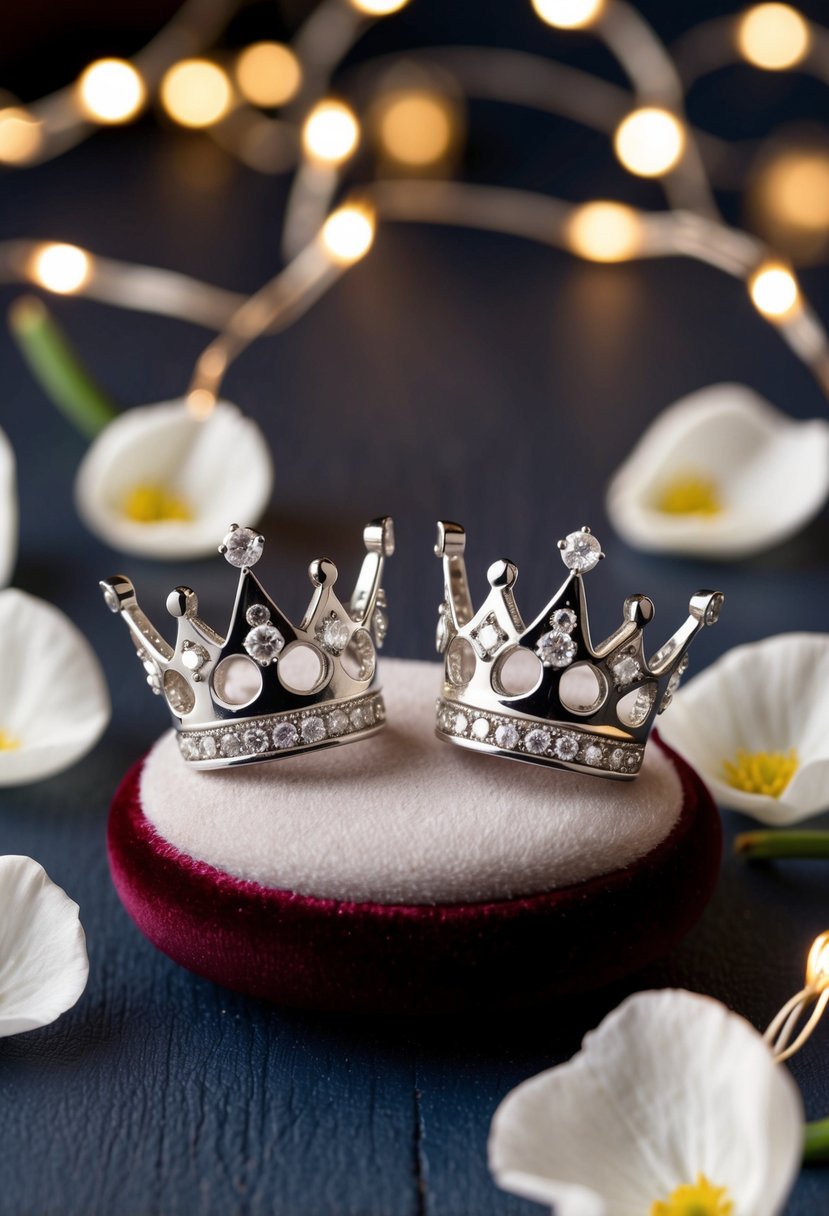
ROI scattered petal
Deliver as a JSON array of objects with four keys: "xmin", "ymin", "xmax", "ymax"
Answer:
[
  {"xmin": 489, "ymin": 989, "xmax": 803, "ymax": 1216},
  {"xmin": 0, "ymin": 425, "xmax": 18, "ymax": 587},
  {"xmin": 0, "ymin": 589, "xmax": 110, "ymax": 786},
  {"xmin": 0, "ymin": 855, "xmax": 89, "ymax": 1036},
  {"xmin": 74, "ymin": 399, "xmax": 274, "ymax": 559},
  {"xmin": 658, "ymin": 633, "xmax": 829, "ymax": 824},
  {"xmin": 606, "ymin": 384, "xmax": 829, "ymax": 558}
]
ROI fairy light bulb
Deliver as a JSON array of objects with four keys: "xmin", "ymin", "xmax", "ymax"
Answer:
[
  {"xmin": 348, "ymin": 0, "xmax": 411, "ymax": 13},
  {"xmin": 530, "ymin": 0, "xmax": 606, "ymax": 29},
  {"xmin": 748, "ymin": 262, "xmax": 802, "ymax": 319},
  {"xmin": 321, "ymin": 204, "xmax": 375, "ymax": 264},
  {"xmin": 29, "ymin": 243, "xmax": 92, "ymax": 294},
  {"xmin": 0, "ymin": 106, "xmax": 42, "ymax": 164},
  {"xmin": 614, "ymin": 107, "xmax": 686, "ymax": 178},
  {"xmin": 235, "ymin": 42, "xmax": 302, "ymax": 108},
  {"xmin": 566, "ymin": 201, "xmax": 642, "ymax": 262},
  {"xmin": 160, "ymin": 60, "xmax": 233, "ymax": 129},
  {"xmin": 302, "ymin": 100, "xmax": 360, "ymax": 166},
  {"xmin": 760, "ymin": 149, "xmax": 829, "ymax": 232},
  {"xmin": 737, "ymin": 4, "xmax": 811, "ymax": 71},
  {"xmin": 379, "ymin": 91, "xmax": 454, "ymax": 167},
  {"xmin": 807, "ymin": 933, "xmax": 829, "ymax": 990},
  {"xmin": 77, "ymin": 59, "xmax": 145, "ymax": 124}
]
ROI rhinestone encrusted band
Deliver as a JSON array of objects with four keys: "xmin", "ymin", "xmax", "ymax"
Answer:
[
  {"xmin": 178, "ymin": 690, "xmax": 385, "ymax": 770},
  {"xmin": 435, "ymin": 698, "xmax": 643, "ymax": 778}
]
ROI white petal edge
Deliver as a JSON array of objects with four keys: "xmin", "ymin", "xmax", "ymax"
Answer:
[
  {"xmin": 606, "ymin": 384, "xmax": 829, "ymax": 558},
  {"xmin": 0, "ymin": 855, "xmax": 89, "ymax": 1036},
  {"xmin": 0, "ymin": 589, "xmax": 111, "ymax": 786},
  {"xmin": 489, "ymin": 989, "xmax": 804, "ymax": 1216},
  {"xmin": 659, "ymin": 633, "xmax": 829, "ymax": 824},
  {"xmin": 74, "ymin": 399, "xmax": 274, "ymax": 559},
  {"xmin": 0, "ymin": 425, "xmax": 18, "ymax": 587}
]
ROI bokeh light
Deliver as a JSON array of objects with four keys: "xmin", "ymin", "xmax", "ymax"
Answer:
[
  {"xmin": 614, "ymin": 107, "xmax": 685, "ymax": 178},
  {"xmin": 160, "ymin": 60, "xmax": 233, "ymax": 129},
  {"xmin": 737, "ymin": 4, "xmax": 811, "ymax": 71},
  {"xmin": 29, "ymin": 243, "xmax": 92, "ymax": 294},
  {"xmin": 235, "ymin": 43, "xmax": 302, "ymax": 108},
  {"xmin": 321, "ymin": 204, "xmax": 376, "ymax": 263},
  {"xmin": 348, "ymin": 0, "xmax": 411, "ymax": 13},
  {"xmin": 748, "ymin": 262, "xmax": 801, "ymax": 319},
  {"xmin": 378, "ymin": 91, "xmax": 455, "ymax": 167},
  {"xmin": 0, "ymin": 106, "xmax": 42, "ymax": 164},
  {"xmin": 530, "ymin": 0, "xmax": 606, "ymax": 30},
  {"xmin": 302, "ymin": 100, "xmax": 360, "ymax": 165},
  {"xmin": 566, "ymin": 201, "xmax": 642, "ymax": 262},
  {"xmin": 77, "ymin": 59, "xmax": 145, "ymax": 124}
]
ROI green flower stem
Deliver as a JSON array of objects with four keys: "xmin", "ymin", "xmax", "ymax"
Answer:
[
  {"xmin": 8, "ymin": 294, "xmax": 118, "ymax": 439},
  {"xmin": 804, "ymin": 1118, "xmax": 829, "ymax": 1164},
  {"xmin": 734, "ymin": 831, "xmax": 829, "ymax": 861}
]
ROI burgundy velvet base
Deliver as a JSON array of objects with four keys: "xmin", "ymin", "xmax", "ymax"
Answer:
[{"xmin": 107, "ymin": 740, "xmax": 721, "ymax": 1014}]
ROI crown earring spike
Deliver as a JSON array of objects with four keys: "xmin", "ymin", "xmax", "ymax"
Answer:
[
  {"xmin": 434, "ymin": 521, "xmax": 722, "ymax": 780},
  {"xmin": 101, "ymin": 518, "xmax": 394, "ymax": 770}
]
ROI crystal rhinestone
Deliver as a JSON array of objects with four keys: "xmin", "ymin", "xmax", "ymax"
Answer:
[
  {"xmin": 555, "ymin": 734, "xmax": 579, "ymax": 761},
  {"xmin": 611, "ymin": 654, "xmax": 641, "ymax": 686},
  {"xmin": 320, "ymin": 616, "xmax": 350, "ymax": 654},
  {"xmin": 453, "ymin": 713, "xmax": 469, "ymax": 736},
  {"xmin": 478, "ymin": 623, "xmax": 501, "ymax": 652},
  {"xmin": 301, "ymin": 716, "xmax": 326, "ymax": 743},
  {"xmin": 244, "ymin": 623, "xmax": 285, "ymax": 664},
  {"xmin": 626, "ymin": 751, "xmax": 640, "ymax": 770},
  {"xmin": 142, "ymin": 659, "xmax": 157, "ymax": 676},
  {"xmin": 246, "ymin": 603, "xmax": 271, "ymax": 627},
  {"xmin": 495, "ymin": 723, "xmax": 520, "ymax": 749},
  {"xmin": 242, "ymin": 727, "xmax": 270, "ymax": 754},
  {"xmin": 536, "ymin": 630, "xmax": 577, "ymax": 668},
  {"xmin": 525, "ymin": 728, "xmax": 551, "ymax": 755},
  {"xmin": 362, "ymin": 702, "xmax": 375, "ymax": 726},
  {"xmin": 351, "ymin": 707, "xmax": 366, "ymax": 730},
  {"xmin": 551, "ymin": 607, "xmax": 577, "ymax": 634},
  {"xmin": 609, "ymin": 748, "xmax": 625, "ymax": 770},
  {"xmin": 219, "ymin": 732, "xmax": 242, "ymax": 757},
  {"xmin": 328, "ymin": 709, "xmax": 350, "ymax": 735},
  {"xmin": 585, "ymin": 744, "xmax": 604, "ymax": 767},
  {"xmin": 273, "ymin": 722, "xmax": 298, "ymax": 749},
  {"xmin": 471, "ymin": 717, "xmax": 490, "ymax": 740},
  {"xmin": 560, "ymin": 530, "xmax": 602, "ymax": 573},
  {"xmin": 179, "ymin": 735, "xmax": 199, "ymax": 760},
  {"xmin": 221, "ymin": 527, "xmax": 264, "ymax": 568},
  {"xmin": 181, "ymin": 644, "xmax": 208, "ymax": 672},
  {"xmin": 200, "ymin": 735, "xmax": 217, "ymax": 759}
]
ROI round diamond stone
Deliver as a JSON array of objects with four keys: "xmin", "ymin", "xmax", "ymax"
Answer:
[
  {"xmin": 626, "ymin": 751, "xmax": 640, "ymax": 770},
  {"xmin": 609, "ymin": 748, "xmax": 625, "ymax": 770},
  {"xmin": 243, "ymin": 727, "xmax": 270, "ymax": 754},
  {"xmin": 560, "ymin": 530, "xmax": 602, "ymax": 573},
  {"xmin": 495, "ymin": 723, "xmax": 520, "ymax": 749},
  {"xmin": 221, "ymin": 527, "xmax": 264, "ymax": 568},
  {"xmin": 179, "ymin": 735, "xmax": 199, "ymax": 760},
  {"xmin": 551, "ymin": 608, "xmax": 577, "ymax": 634},
  {"xmin": 243, "ymin": 623, "xmax": 285, "ymax": 664},
  {"xmin": 219, "ymin": 732, "xmax": 242, "ymax": 757},
  {"xmin": 536, "ymin": 630, "xmax": 577, "ymax": 668},
  {"xmin": 320, "ymin": 617, "xmax": 350, "ymax": 653},
  {"xmin": 477, "ymin": 623, "xmax": 502, "ymax": 654},
  {"xmin": 301, "ymin": 716, "xmax": 326, "ymax": 743},
  {"xmin": 555, "ymin": 734, "xmax": 579, "ymax": 761},
  {"xmin": 611, "ymin": 654, "xmax": 641, "ymax": 686},
  {"xmin": 246, "ymin": 603, "xmax": 271, "ymax": 627},
  {"xmin": 273, "ymin": 722, "xmax": 298, "ymax": 749},
  {"xmin": 525, "ymin": 728, "xmax": 551, "ymax": 755},
  {"xmin": 351, "ymin": 707, "xmax": 366, "ymax": 730},
  {"xmin": 584, "ymin": 744, "xmax": 604, "ymax": 767},
  {"xmin": 362, "ymin": 702, "xmax": 375, "ymax": 726},
  {"xmin": 328, "ymin": 709, "xmax": 350, "ymax": 735},
  {"xmin": 200, "ymin": 735, "xmax": 217, "ymax": 759},
  {"xmin": 471, "ymin": 717, "xmax": 490, "ymax": 740},
  {"xmin": 453, "ymin": 713, "xmax": 469, "ymax": 736}
]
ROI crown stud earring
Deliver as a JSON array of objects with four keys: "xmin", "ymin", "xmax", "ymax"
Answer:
[
  {"xmin": 434, "ymin": 521, "xmax": 722, "ymax": 780},
  {"xmin": 101, "ymin": 517, "xmax": 394, "ymax": 769}
]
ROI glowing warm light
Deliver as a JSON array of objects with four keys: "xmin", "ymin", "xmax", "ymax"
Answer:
[
  {"xmin": 160, "ymin": 60, "xmax": 233, "ymax": 129},
  {"xmin": 302, "ymin": 100, "xmax": 360, "ymax": 165},
  {"xmin": 614, "ymin": 107, "xmax": 685, "ymax": 178},
  {"xmin": 321, "ymin": 205, "xmax": 376, "ymax": 264},
  {"xmin": 566, "ymin": 201, "xmax": 642, "ymax": 263},
  {"xmin": 0, "ymin": 106, "xmax": 42, "ymax": 165},
  {"xmin": 187, "ymin": 389, "xmax": 217, "ymax": 420},
  {"xmin": 348, "ymin": 0, "xmax": 410, "ymax": 13},
  {"xmin": 807, "ymin": 932, "xmax": 829, "ymax": 989},
  {"xmin": 29, "ymin": 243, "xmax": 92, "ymax": 294},
  {"xmin": 77, "ymin": 59, "xmax": 145, "ymax": 124},
  {"xmin": 531, "ymin": 0, "xmax": 606, "ymax": 30},
  {"xmin": 235, "ymin": 42, "xmax": 302, "ymax": 108},
  {"xmin": 737, "ymin": 4, "xmax": 811, "ymax": 71},
  {"xmin": 749, "ymin": 262, "xmax": 801, "ymax": 319},
  {"xmin": 379, "ymin": 91, "xmax": 454, "ymax": 167},
  {"xmin": 761, "ymin": 150, "xmax": 829, "ymax": 232}
]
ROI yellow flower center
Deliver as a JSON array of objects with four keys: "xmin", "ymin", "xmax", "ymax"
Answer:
[
  {"xmin": 122, "ymin": 483, "xmax": 193, "ymax": 523},
  {"xmin": 723, "ymin": 748, "xmax": 798, "ymax": 798},
  {"xmin": 0, "ymin": 729, "xmax": 21, "ymax": 750},
  {"xmin": 650, "ymin": 1174, "xmax": 734, "ymax": 1216},
  {"xmin": 653, "ymin": 473, "xmax": 722, "ymax": 516}
]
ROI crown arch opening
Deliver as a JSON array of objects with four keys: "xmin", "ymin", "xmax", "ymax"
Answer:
[
  {"xmin": 340, "ymin": 629, "xmax": 375, "ymax": 682},
  {"xmin": 212, "ymin": 654, "xmax": 263, "ymax": 709},
  {"xmin": 492, "ymin": 646, "xmax": 543, "ymax": 697},
  {"xmin": 163, "ymin": 669, "xmax": 195, "ymax": 716},
  {"xmin": 446, "ymin": 637, "xmax": 476, "ymax": 687},
  {"xmin": 617, "ymin": 682, "xmax": 657, "ymax": 728},
  {"xmin": 558, "ymin": 663, "xmax": 607, "ymax": 716},
  {"xmin": 277, "ymin": 642, "xmax": 330, "ymax": 695}
]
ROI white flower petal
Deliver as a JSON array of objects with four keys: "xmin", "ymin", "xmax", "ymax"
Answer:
[
  {"xmin": 489, "ymin": 989, "xmax": 803, "ymax": 1216},
  {"xmin": 0, "ymin": 855, "xmax": 89, "ymax": 1036},
  {"xmin": 74, "ymin": 399, "xmax": 274, "ymax": 559},
  {"xmin": 0, "ymin": 425, "xmax": 18, "ymax": 587},
  {"xmin": 659, "ymin": 633, "xmax": 829, "ymax": 823},
  {"xmin": 0, "ymin": 589, "xmax": 110, "ymax": 786},
  {"xmin": 606, "ymin": 384, "xmax": 829, "ymax": 558}
]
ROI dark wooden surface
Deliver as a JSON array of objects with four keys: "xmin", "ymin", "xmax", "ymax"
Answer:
[{"xmin": 2, "ymin": 2, "xmax": 829, "ymax": 1212}]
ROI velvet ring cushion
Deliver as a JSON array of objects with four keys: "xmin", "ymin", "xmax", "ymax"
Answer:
[{"xmin": 108, "ymin": 659, "xmax": 720, "ymax": 1014}]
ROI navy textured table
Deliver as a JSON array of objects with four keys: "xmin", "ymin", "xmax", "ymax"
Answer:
[{"xmin": 2, "ymin": 2, "xmax": 829, "ymax": 1212}]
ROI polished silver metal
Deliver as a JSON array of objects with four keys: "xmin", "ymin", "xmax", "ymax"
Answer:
[
  {"xmin": 434, "ymin": 521, "xmax": 723, "ymax": 780},
  {"xmin": 101, "ymin": 518, "xmax": 394, "ymax": 770}
]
